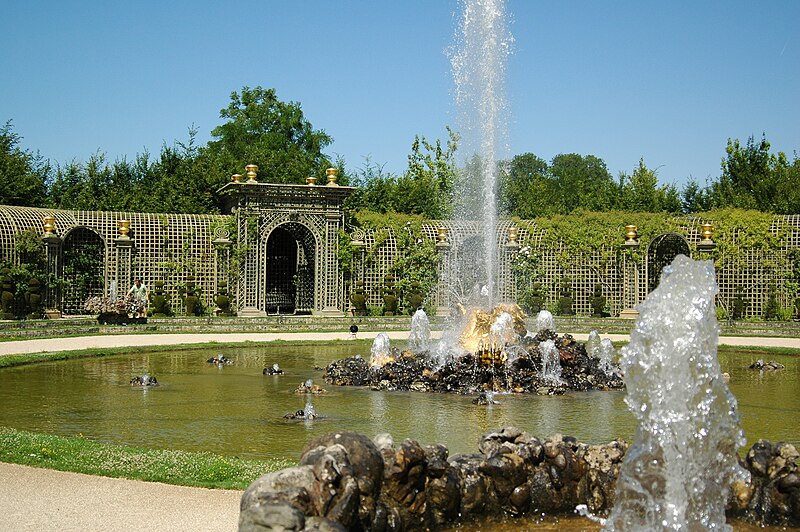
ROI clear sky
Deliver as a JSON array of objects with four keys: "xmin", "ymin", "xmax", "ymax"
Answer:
[{"xmin": 1, "ymin": 1, "xmax": 798, "ymax": 188}]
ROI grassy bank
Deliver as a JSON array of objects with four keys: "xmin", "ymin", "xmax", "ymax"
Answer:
[
  {"xmin": 0, "ymin": 426, "xmax": 294, "ymax": 489},
  {"xmin": 0, "ymin": 339, "xmax": 375, "ymax": 368}
]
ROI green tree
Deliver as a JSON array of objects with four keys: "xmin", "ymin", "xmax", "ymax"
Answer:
[
  {"xmin": 619, "ymin": 159, "xmax": 681, "ymax": 213},
  {"xmin": 712, "ymin": 134, "xmax": 800, "ymax": 213},
  {"xmin": 344, "ymin": 157, "xmax": 398, "ymax": 214},
  {"xmin": 199, "ymin": 86, "xmax": 334, "ymax": 187},
  {"xmin": 395, "ymin": 128, "xmax": 458, "ymax": 218},
  {"xmin": 680, "ymin": 178, "xmax": 713, "ymax": 214},
  {"xmin": 549, "ymin": 153, "xmax": 617, "ymax": 213},
  {"xmin": 498, "ymin": 152, "xmax": 553, "ymax": 217},
  {"xmin": 0, "ymin": 121, "xmax": 49, "ymax": 207}
]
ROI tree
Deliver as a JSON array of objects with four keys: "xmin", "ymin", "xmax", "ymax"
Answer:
[
  {"xmin": 711, "ymin": 134, "xmax": 800, "ymax": 213},
  {"xmin": 619, "ymin": 159, "xmax": 681, "ymax": 213},
  {"xmin": 0, "ymin": 121, "xmax": 49, "ymax": 207},
  {"xmin": 680, "ymin": 179, "xmax": 713, "ymax": 214},
  {"xmin": 498, "ymin": 152, "xmax": 554, "ymax": 217},
  {"xmin": 549, "ymin": 153, "xmax": 617, "ymax": 213},
  {"xmin": 396, "ymin": 128, "xmax": 458, "ymax": 218},
  {"xmin": 199, "ymin": 86, "xmax": 334, "ymax": 187}
]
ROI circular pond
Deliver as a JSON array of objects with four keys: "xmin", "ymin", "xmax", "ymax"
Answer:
[{"xmin": 0, "ymin": 343, "xmax": 797, "ymax": 460}]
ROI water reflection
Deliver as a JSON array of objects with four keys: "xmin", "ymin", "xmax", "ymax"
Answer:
[{"xmin": 0, "ymin": 344, "xmax": 796, "ymax": 460}]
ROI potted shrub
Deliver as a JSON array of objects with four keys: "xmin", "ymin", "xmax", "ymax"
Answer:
[
  {"xmin": 215, "ymin": 280, "xmax": 232, "ymax": 316},
  {"xmin": 406, "ymin": 281, "xmax": 424, "ymax": 314},
  {"xmin": 150, "ymin": 280, "xmax": 171, "ymax": 317},
  {"xmin": 349, "ymin": 281, "xmax": 367, "ymax": 316},
  {"xmin": 590, "ymin": 283, "xmax": 606, "ymax": 318},
  {"xmin": 0, "ymin": 267, "xmax": 14, "ymax": 320},
  {"xmin": 383, "ymin": 275, "xmax": 398, "ymax": 316},
  {"xmin": 557, "ymin": 278, "xmax": 575, "ymax": 316}
]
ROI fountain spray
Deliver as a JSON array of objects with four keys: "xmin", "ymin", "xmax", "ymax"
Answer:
[
  {"xmin": 603, "ymin": 255, "xmax": 748, "ymax": 531},
  {"xmin": 450, "ymin": 0, "xmax": 512, "ymax": 305}
]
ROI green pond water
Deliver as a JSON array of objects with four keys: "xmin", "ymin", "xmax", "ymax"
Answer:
[{"xmin": 0, "ymin": 343, "xmax": 797, "ymax": 461}]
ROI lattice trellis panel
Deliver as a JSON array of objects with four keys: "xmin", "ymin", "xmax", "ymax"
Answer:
[
  {"xmin": 4, "ymin": 203, "xmax": 800, "ymax": 319},
  {"xmin": 0, "ymin": 205, "xmax": 225, "ymax": 315}
]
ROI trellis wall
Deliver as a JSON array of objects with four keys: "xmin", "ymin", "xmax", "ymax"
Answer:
[
  {"xmin": 348, "ymin": 215, "xmax": 800, "ymax": 319},
  {"xmin": 0, "ymin": 205, "xmax": 225, "ymax": 315},
  {"xmin": 3, "ymin": 204, "xmax": 799, "ymax": 319}
]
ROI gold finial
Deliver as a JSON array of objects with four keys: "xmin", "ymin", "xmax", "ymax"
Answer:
[
  {"xmin": 306, "ymin": 175, "xmax": 317, "ymax": 185},
  {"xmin": 118, "ymin": 219, "xmax": 131, "ymax": 238},
  {"xmin": 698, "ymin": 222, "xmax": 716, "ymax": 251},
  {"xmin": 43, "ymin": 215, "xmax": 56, "ymax": 235},
  {"xmin": 437, "ymin": 226, "xmax": 448, "ymax": 244},
  {"xmin": 701, "ymin": 222, "xmax": 714, "ymax": 241},
  {"xmin": 623, "ymin": 224, "xmax": 639, "ymax": 249},
  {"xmin": 507, "ymin": 226, "xmax": 519, "ymax": 247},
  {"xmin": 231, "ymin": 173, "xmax": 243, "ymax": 183},
  {"xmin": 325, "ymin": 167, "xmax": 339, "ymax": 186},
  {"xmin": 245, "ymin": 164, "xmax": 258, "ymax": 183}
]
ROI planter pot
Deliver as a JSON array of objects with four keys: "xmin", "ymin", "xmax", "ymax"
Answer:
[{"xmin": 44, "ymin": 309, "xmax": 62, "ymax": 319}]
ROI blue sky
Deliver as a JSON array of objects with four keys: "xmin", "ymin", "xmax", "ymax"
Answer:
[{"xmin": 1, "ymin": 1, "xmax": 798, "ymax": 188}]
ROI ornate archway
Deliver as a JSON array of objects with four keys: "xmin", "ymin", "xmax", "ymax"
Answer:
[
  {"xmin": 263, "ymin": 222, "xmax": 316, "ymax": 314},
  {"xmin": 218, "ymin": 175, "xmax": 354, "ymax": 316},
  {"xmin": 647, "ymin": 232, "xmax": 690, "ymax": 292},
  {"xmin": 61, "ymin": 227, "xmax": 105, "ymax": 314}
]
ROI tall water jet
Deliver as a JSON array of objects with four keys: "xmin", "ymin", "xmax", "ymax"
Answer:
[
  {"xmin": 535, "ymin": 309, "xmax": 555, "ymax": 334},
  {"xmin": 604, "ymin": 255, "xmax": 747, "ymax": 531},
  {"xmin": 450, "ymin": 0, "xmax": 512, "ymax": 304}
]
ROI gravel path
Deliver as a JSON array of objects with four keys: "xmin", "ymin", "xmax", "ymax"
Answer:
[
  {"xmin": 0, "ymin": 462, "xmax": 240, "ymax": 531},
  {"xmin": 1, "ymin": 330, "xmax": 798, "ymax": 530}
]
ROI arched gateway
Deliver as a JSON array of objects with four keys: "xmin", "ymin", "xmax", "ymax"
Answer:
[{"xmin": 218, "ymin": 172, "xmax": 353, "ymax": 316}]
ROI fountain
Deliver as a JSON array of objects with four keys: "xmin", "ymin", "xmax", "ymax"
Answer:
[
  {"xmin": 129, "ymin": 373, "xmax": 157, "ymax": 386},
  {"xmin": 239, "ymin": 0, "xmax": 800, "ymax": 527},
  {"xmin": 262, "ymin": 363, "xmax": 284, "ymax": 375},
  {"xmin": 408, "ymin": 309, "xmax": 431, "ymax": 352},
  {"xmin": 603, "ymin": 255, "xmax": 748, "ymax": 531},
  {"xmin": 369, "ymin": 332, "xmax": 395, "ymax": 367},
  {"xmin": 538, "ymin": 339, "xmax": 562, "ymax": 385}
]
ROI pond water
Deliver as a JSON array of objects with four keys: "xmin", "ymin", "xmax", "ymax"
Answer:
[{"xmin": 0, "ymin": 343, "xmax": 797, "ymax": 461}]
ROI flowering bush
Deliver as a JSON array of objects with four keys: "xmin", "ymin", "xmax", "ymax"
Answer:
[{"xmin": 84, "ymin": 294, "xmax": 146, "ymax": 316}]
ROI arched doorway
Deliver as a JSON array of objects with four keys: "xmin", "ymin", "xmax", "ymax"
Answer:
[
  {"xmin": 61, "ymin": 227, "xmax": 105, "ymax": 314},
  {"xmin": 263, "ymin": 223, "xmax": 316, "ymax": 314},
  {"xmin": 647, "ymin": 232, "xmax": 690, "ymax": 292}
]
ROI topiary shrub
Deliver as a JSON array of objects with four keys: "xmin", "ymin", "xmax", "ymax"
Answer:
[
  {"xmin": 183, "ymin": 275, "xmax": 200, "ymax": 316},
  {"xmin": 350, "ymin": 281, "xmax": 367, "ymax": 316},
  {"xmin": 1, "ymin": 267, "xmax": 15, "ymax": 320},
  {"xmin": 557, "ymin": 278, "xmax": 575, "ymax": 316},
  {"xmin": 383, "ymin": 274, "xmax": 398, "ymax": 316},
  {"xmin": 26, "ymin": 277, "xmax": 42, "ymax": 318},
  {"xmin": 731, "ymin": 286, "xmax": 747, "ymax": 320},
  {"xmin": 763, "ymin": 284, "xmax": 780, "ymax": 321},
  {"xmin": 150, "ymin": 280, "xmax": 171, "ymax": 317},
  {"xmin": 590, "ymin": 283, "xmax": 606, "ymax": 318},
  {"xmin": 406, "ymin": 281, "xmax": 424, "ymax": 314},
  {"xmin": 215, "ymin": 280, "xmax": 232, "ymax": 316}
]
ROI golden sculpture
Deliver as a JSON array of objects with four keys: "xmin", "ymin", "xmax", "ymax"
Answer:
[{"xmin": 458, "ymin": 302, "xmax": 527, "ymax": 355}]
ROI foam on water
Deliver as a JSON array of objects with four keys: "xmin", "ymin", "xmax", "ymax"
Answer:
[{"xmin": 603, "ymin": 255, "xmax": 748, "ymax": 531}]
